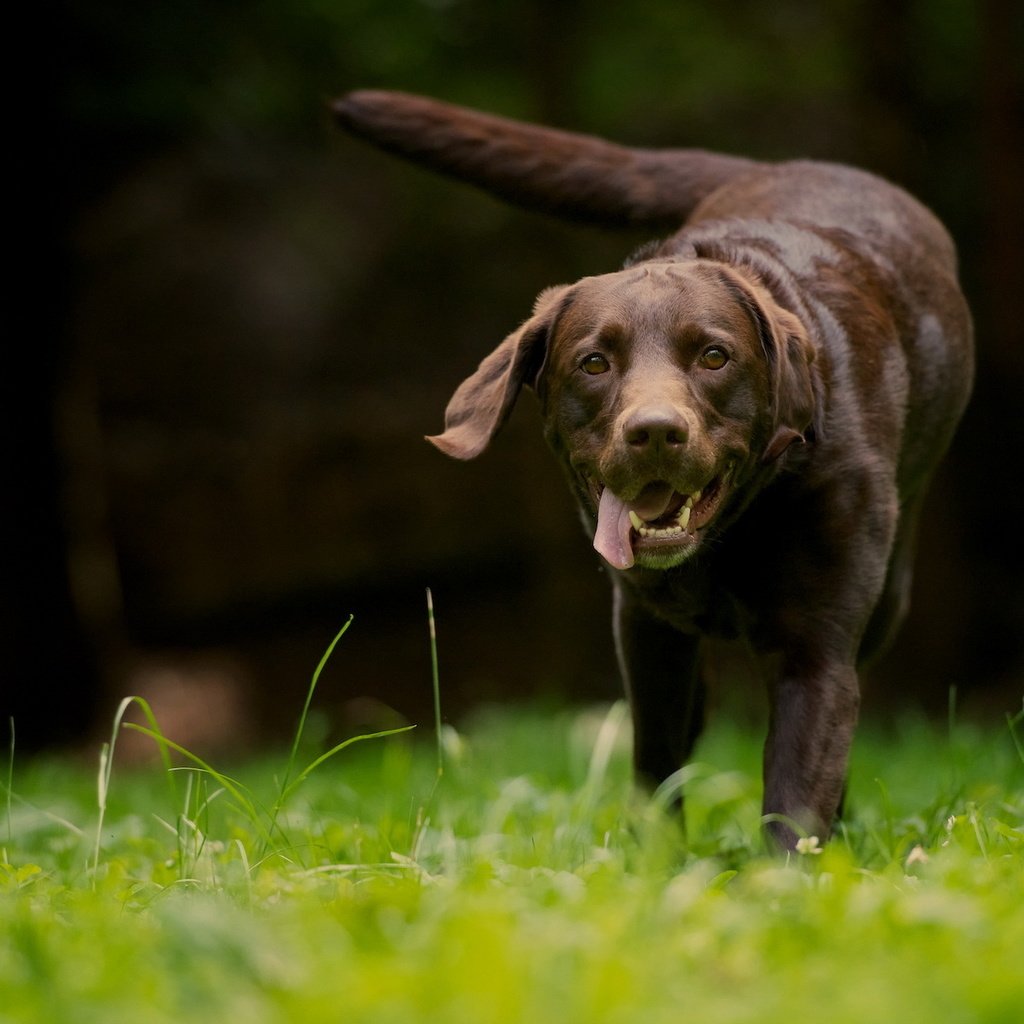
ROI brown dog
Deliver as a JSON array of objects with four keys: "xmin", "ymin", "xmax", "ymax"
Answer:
[{"xmin": 333, "ymin": 91, "xmax": 973, "ymax": 849}]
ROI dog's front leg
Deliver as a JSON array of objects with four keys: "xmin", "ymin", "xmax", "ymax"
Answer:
[
  {"xmin": 761, "ymin": 657, "xmax": 860, "ymax": 851},
  {"xmin": 612, "ymin": 580, "xmax": 704, "ymax": 795}
]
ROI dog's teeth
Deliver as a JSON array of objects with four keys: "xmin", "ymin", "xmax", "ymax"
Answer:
[
  {"xmin": 640, "ymin": 524, "xmax": 684, "ymax": 539},
  {"xmin": 678, "ymin": 505, "xmax": 691, "ymax": 528},
  {"xmin": 628, "ymin": 511, "xmax": 644, "ymax": 531},
  {"xmin": 691, "ymin": 489, "xmax": 702, "ymax": 504},
  {"xmin": 684, "ymin": 496, "xmax": 694, "ymax": 509}
]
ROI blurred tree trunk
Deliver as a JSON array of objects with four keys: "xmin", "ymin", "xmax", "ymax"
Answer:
[
  {"xmin": 963, "ymin": 0, "xmax": 1024, "ymax": 692},
  {"xmin": 3, "ymin": 15, "xmax": 102, "ymax": 752},
  {"xmin": 978, "ymin": 0, "xmax": 1023, "ymax": 377},
  {"xmin": 525, "ymin": 0, "xmax": 584, "ymax": 125},
  {"xmin": 855, "ymin": 0, "xmax": 1024, "ymax": 706},
  {"xmin": 857, "ymin": 0, "xmax": 917, "ymax": 183}
]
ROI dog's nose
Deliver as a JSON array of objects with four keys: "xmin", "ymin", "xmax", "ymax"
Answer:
[{"xmin": 622, "ymin": 405, "xmax": 689, "ymax": 450}]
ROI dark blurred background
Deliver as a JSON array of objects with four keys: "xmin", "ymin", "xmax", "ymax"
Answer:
[{"xmin": 7, "ymin": 0, "xmax": 1022, "ymax": 757}]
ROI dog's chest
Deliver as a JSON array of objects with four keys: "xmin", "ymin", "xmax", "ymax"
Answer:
[
  {"xmin": 619, "ymin": 478, "xmax": 813, "ymax": 642},
  {"xmin": 623, "ymin": 561, "xmax": 751, "ymax": 640}
]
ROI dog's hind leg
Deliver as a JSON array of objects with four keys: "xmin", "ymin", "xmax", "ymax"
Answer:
[{"xmin": 858, "ymin": 490, "xmax": 926, "ymax": 668}]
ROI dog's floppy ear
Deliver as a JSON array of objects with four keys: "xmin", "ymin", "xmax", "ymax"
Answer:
[
  {"xmin": 427, "ymin": 285, "xmax": 570, "ymax": 460},
  {"xmin": 714, "ymin": 265, "xmax": 817, "ymax": 461}
]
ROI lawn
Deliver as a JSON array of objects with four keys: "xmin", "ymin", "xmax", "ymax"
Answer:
[{"xmin": 2, "ymin": 641, "xmax": 1022, "ymax": 1024}]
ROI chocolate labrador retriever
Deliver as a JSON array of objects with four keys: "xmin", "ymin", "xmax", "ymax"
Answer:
[{"xmin": 333, "ymin": 91, "xmax": 973, "ymax": 849}]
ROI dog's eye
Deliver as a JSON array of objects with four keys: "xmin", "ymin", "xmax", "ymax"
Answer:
[
  {"xmin": 580, "ymin": 353, "xmax": 611, "ymax": 375},
  {"xmin": 700, "ymin": 346, "xmax": 729, "ymax": 370}
]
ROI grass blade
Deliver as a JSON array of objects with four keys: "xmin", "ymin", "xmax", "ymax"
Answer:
[
  {"xmin": 93, "ymin": 696, "xmax": 143, "ymax": 883},
  {"xmin": 1006, "ymin": 701, "xmax": 1024, "ymax": 765},
  {"xmin": 122, "ymin": 695, "xmax": 179, "ymax": 804},
  {"xmin": 280, "ymin": 617, "xmax": 354, "ymax": 798},
  {"xmin": 4, "ymin": 717, "xmax": 13, "ymax": 845},
  {"xmin": 581, "ymin": 700, "xmax": 628, "ymax": 811},
  {"xmin": 264, "ymin": 617, "xmax": 354, "ymax": 848},
  {"xmin": 426, "ymin": 588, "xmax": 443, "ymax": 779},
  {"xmin": 121, "ymin": 723, "xmax": 266, "ymax": 838},
  {"xmin": 277, "ymin": 726, "xmax": 415, "ymax": 805}
]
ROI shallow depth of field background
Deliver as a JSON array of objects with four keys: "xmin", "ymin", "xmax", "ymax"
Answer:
[{"xmin": 8, "ymin": 0, "xmax": 1022, "ymax": 756}]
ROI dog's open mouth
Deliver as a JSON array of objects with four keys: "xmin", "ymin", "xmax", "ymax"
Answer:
[{"xmin": 591, "ymin": 465, "xmax": 735, "ymax": 570}]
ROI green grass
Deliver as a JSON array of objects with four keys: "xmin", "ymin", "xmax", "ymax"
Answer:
[{"xmin": 2, "ymin": 662, "xmax": 1022, "ymax": 1023}]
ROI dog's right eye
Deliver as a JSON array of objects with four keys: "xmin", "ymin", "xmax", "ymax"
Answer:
[
  {"xmin": 580, "ymin": 353, "xmax": 611, "ymax": 375},
  {"xmin": 700, "ymin": 345, "xmax": 730, "ymax": 370}
]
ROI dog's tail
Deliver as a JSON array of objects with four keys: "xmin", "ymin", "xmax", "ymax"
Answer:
[{"xmin": 332, "ymin": 90, "xmax": 759, "ymax": 230}]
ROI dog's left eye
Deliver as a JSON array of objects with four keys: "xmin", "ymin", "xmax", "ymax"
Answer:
[
  {"xmin": 700, "ymin": 346, "xmax": 729, "ymax": 370},
  {"xmin": 580, "ymin": 353, "xmax": 611, "ymax": 375}
]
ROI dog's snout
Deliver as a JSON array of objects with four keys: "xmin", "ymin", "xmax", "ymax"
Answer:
[{"xmin": 623, "ymin": 405, "xmax": 690, "ymax": 451}]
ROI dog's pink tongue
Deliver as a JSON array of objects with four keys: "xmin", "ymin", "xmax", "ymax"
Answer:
[
  {"xmin": 593, "ymin": 484, "xmax": 675, "ymax": 570},
  {"xmin": 594, "ymin": 488, "xmax": 635, "ymax": 569}
]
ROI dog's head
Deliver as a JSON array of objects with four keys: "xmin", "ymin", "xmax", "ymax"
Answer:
[{"xmin": 429, "ymin": 258, "xmax": 816, "ymax": 570}]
